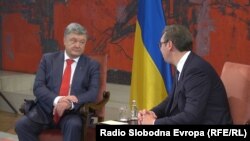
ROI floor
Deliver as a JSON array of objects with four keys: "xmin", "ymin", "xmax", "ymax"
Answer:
[{"xmin": 0, "ymin": 110, "xmax": 21, "ymax": 134}]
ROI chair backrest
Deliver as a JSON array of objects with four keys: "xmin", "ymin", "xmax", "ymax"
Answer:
[
  {"xmin": 87, "ymin": 54, "xmax": 108, "ymax": 119},
  {"xmin": 220, "ymin": 61, "xmax": 250, "ymax": 124}
]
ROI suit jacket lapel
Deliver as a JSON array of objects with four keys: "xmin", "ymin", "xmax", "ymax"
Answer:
[
  {"xmin": 170, "ymin": 81, "xmax": 180, "ymax": 112},
  {"xmin": 71, "ymin": 55, "xmax": 86, "ymax": 95},
  {"xmin": 169, "ymin": 52, "xmax": 194, "ymax": 113},
  {"xmin": 166, "ymin": 80, "xmax": 177, "ymax": 114},
  {"xmin": 54, "ymin": 52, "xmax": 64, "ymax": 95}
]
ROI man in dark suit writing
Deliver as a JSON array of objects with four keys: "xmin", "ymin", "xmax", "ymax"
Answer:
[
  {"xmin": 138, "ymin": 24, "xmax": 232, "ymax": 125},
  {"xmin": 15, "ymin": 23, "xmax": 100, "ymax": 141}
]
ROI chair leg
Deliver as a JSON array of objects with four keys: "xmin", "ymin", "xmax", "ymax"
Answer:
[{"xmin": 83, "ymin": 117, "xmax": 88, "ymax": 141}]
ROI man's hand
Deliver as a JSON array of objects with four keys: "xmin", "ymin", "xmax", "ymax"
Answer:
[
  {"xmin": 53, "ymin": 101, "xmax": 71, "ymax": 117},
  {"xmin": 138, "ymin": 109, "xmax": 147, "ymax": 124},
  {"xmin": 138, "ymin": 110, "xmax": 157, "ymax": 125},
  {"xmin": 58, "ymin": 95, "xmax": 78, "ymax": 104},
  {"xmin": 53, "ymin": 95, "xmax": 78, "ymax": 118}
]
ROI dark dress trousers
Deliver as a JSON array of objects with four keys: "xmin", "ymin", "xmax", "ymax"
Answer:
[{"xmin": 152, "ymin": 52, "xmax": 232, "ymax": 124}]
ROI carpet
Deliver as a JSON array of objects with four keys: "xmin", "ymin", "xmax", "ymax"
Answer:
[{"xmin": 0, "ymin": 132, "xmax": 18, "ymax": 141}]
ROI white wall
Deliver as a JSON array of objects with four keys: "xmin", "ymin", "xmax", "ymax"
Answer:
[{"xmin": 105, "ymin": 83, "xmax": 130, "ymax": 120}]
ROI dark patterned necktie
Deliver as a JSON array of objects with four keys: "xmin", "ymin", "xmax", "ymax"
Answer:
[{"xmin": 170, "ymin": 69, "xmax": 180, "ymax": 112}]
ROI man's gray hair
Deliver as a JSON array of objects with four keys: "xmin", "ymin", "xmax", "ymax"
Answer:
[{"xmin": 64, "ymin": 23, "xmax": 88, "ymax": 37}]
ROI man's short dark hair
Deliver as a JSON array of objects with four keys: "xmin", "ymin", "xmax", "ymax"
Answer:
[{"xmin": 163, "ymin": 24, "xmax": 193, "ymax": 51}]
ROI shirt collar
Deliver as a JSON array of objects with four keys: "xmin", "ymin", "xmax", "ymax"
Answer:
[
  {"xmin": 64, "ymin": 51, "xmax": 80, "ymax": 63},
  {"xmin": 176, "ymin": 51, "xmax": 191, "ymax": 73}
]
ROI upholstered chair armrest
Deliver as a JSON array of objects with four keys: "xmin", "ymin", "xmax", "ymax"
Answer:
[
  {"xmin": 80, "ymin": 91, "xmax": 110, "ymax": 111},
  {"xmin": 79, "ymin": 91, "xmax": 110, "ymax": 118},
  {"xmin": 19, "ymin": 99, "xmax": 36, "ymax": 115},
  {"xmin": 80, "ymin": 91, "xmax": 110, "ymax": 141},
  {"xmin": 79, "ymin": 91, "xmax": 110, "ymax": 123}
]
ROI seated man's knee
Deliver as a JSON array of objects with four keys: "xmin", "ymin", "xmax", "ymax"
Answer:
[
  {"xmin": 15, "ymin": 116, "xmax": 28, "ymax": 133},
  {"xmin": 63, "ymin": 115, "xmax": 82, "ymax": 130}
]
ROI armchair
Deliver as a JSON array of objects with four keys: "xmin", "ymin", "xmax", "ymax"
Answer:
[
  {"xmin": 20, "ymin": 54, "xmax": 109, "ymax": 141},
  {"xmin": 220, "ymin": 61, "xmax": 250, "ymax": 124}
]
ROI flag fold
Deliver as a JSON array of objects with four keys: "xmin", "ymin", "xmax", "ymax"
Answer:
[{"xmin": 130, "ymin": 0, "xmax": 173, "ymax": 110}]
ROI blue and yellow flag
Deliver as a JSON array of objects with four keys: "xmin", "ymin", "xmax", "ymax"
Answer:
[{"xmin": 130, "ymin": 0, "xmax": 173, "ymax": 110}]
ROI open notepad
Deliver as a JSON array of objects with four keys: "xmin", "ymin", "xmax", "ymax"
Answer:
[{"xmin": 99, "ymin": 120, "xmax": 128, "ymax": 125}]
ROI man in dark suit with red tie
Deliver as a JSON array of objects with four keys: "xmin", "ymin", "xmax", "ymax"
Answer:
[
  {"xmin": 138, "ymin": 24, "xmax": 232, "ymax": 125},
  {"xmin": 15, "ymin": 23, "xmax": 100, "ymax": 141}
]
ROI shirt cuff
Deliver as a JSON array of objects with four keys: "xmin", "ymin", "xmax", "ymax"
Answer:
[
  {"xmin": 53, "ymin": 96, "xmax": 63, "ymax": 106},
  {"xmin": 152, "ymin": 119, "xmax": 156, "ymax": 125},
  {"xmin": 70, "ymin": 102, "xmax": 74, "ymax": 110}
]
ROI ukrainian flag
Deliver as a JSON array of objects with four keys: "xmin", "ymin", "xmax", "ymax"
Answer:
[{"xmin": 130, "ymin": 0, "xmax": 173, "ymax": 110}]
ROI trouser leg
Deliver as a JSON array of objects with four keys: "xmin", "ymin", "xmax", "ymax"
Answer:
[
  {"xmin": 15, "ymin": 115, "xmax": 47, "ymax": 141},
  {"xmin": 60, "ymin": 114, "xmax": 82, "ymax": 141}
]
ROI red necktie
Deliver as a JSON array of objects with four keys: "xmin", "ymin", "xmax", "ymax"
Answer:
[{"xmin": 54, "ymin": 59, "xmax": 74, "ymax": 124}]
